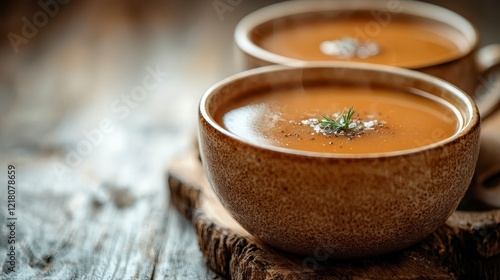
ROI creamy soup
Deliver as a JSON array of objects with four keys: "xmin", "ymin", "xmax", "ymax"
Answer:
[
  {"xmin": 215, "ymin": 84, "xmax": 460, "ymax": 154},
  {"xmin": 254, "ymin": 14, "xmax": 467, "ymax": 68}
]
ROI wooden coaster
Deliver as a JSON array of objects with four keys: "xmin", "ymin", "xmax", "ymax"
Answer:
[{"xmin": 167, "ymin": 148, "xmax": 500, "ymax": 279}]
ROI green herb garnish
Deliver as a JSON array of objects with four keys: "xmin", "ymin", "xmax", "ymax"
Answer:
[{"xmin": 318, "ymin": 107, "xmax": 356, "ymax": 132}]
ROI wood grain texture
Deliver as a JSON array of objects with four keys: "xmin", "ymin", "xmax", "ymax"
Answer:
[
  {"xmin": 0, "ymin": 0, "xmax": 499, "ymax": 279},
  {"xmin": 0, "ymin": 0, "xmax": 249, "ymax": 279}
]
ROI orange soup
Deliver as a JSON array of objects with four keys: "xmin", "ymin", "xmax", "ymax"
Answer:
[
  {"xmin": 253, "ymin": 14, "xmax": 467, "ymax": 68},
  {"xmin": 215, "ymin": 84, "xmax": 460, "ymax": 154}
]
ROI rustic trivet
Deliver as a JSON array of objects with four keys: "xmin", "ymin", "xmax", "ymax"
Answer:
[{"xmin": 167, "ymin": 145, "xmax": 500, "ymax": 279}]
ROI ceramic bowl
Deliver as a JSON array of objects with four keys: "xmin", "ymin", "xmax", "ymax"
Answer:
[
  {"xmin": 198, "ymin": 64, "xmax": 480, "ymax": 258},
  {"xmin": 234, "ymin": 0, "xmax": 500, "ymax": 100}
]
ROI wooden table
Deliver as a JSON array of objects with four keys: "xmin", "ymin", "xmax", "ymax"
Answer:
[{"xmin": 0, "ymin": 1, "xmax": 499, "ymax": 279}]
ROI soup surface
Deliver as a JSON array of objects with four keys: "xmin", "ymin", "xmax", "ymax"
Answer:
[
  {"xmin": 215, "ymin": 84, "xmax": 460, "ymax": 154},
  {"xmin": 254, "ymin": 15, "xmax": 466, "ymax": 68}
]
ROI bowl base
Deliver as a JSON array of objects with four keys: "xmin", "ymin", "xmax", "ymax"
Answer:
[{"xmin": 167, "ymin": 146, "xmax": 500, "ymax": 279}]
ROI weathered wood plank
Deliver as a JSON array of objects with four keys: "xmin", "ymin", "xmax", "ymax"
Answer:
[
  {"xmin": 0, "ymin": 0, "xmax": 240, "ymax": 279},
  {"xmin": 0, "ymin": 0, "xmax": 499, "ymax": 279}
]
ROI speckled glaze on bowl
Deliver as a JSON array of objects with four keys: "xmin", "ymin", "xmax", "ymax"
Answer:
[{"xmin": 198, "ymin": 64, "xmax": 480, "ymax": 259}]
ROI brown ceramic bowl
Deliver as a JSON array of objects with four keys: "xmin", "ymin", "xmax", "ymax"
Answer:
[
  {"xmin": 234, "ymin": 0, "xmax": 500, "ymax": 116},
  {"xmin": 198, "ymin": 64, "xmax": 480, "ymax": 258}
]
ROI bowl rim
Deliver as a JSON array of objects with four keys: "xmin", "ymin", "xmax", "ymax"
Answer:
[
  {"xmin": 199, "ymin": 63, "xmax": 479, "ymax": 159},
  {"xmin": 234, "ymin": 0, "xmax": 479, "ymax": 69}
]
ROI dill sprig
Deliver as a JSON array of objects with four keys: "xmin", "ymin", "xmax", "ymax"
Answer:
[{"xmin": 318, "ymin": 107, "xmax": 356, "ymax": 132}]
